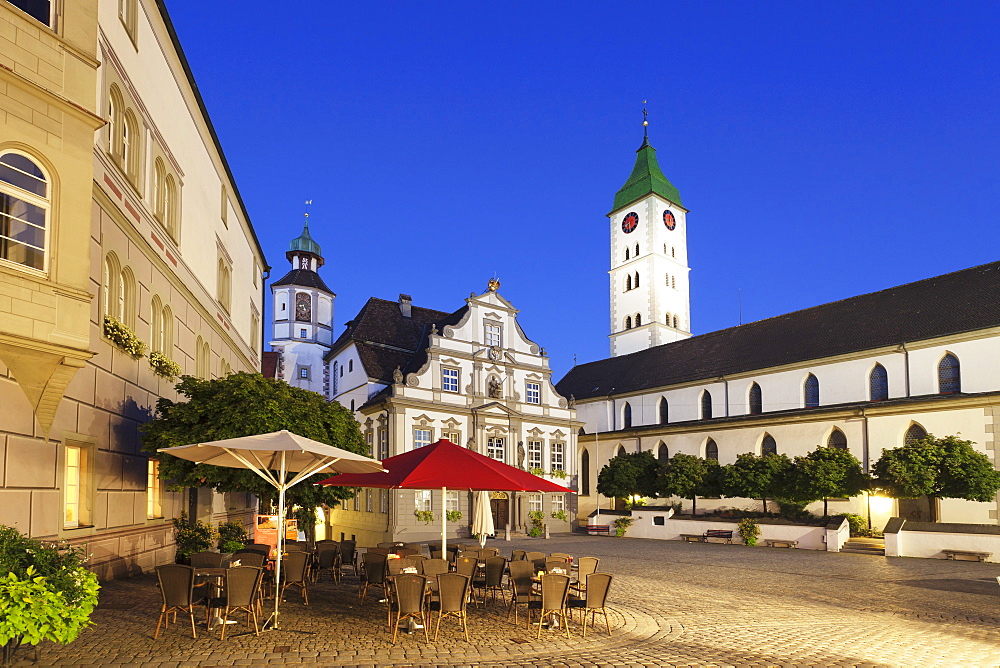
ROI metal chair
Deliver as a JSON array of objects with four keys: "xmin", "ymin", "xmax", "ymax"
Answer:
[
  {"xmin": 430, "ymin": 573, "xmax": 470, "ymax": 641},
  {"xmin": 527, "ymin": 573, "xmax": 571, "ymax": 639},
  {"xmin": 389, "ymin": 574, "xmax": 429, "ymax": 643},
  {"xmin": 280, "ymin": 550, "xmax": 310, "ymax": 605},
  {"xmin": 154, "ymin": 564, "xmax": 201, "ymax": 639},
  {"xmin": 567, "ymin": 573, "xmax": 613, "ymax": 637},
  {"xmin": 505, "ymin": 559, "xmax": 536, "ymax": 624},
  {"xmin": 472, "ymin": 556, "xmax": 507, "ymax": 607},
  {"xmin": 207, "ymin": 566, "xmax": 263, "ymax": 639}
]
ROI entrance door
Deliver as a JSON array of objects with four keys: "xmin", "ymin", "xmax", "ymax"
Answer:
[{"xmin": 490, "ymin": 498, "xmax": 509, "ymax": 532}]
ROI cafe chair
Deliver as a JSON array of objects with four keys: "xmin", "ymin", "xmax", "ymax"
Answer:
[
  {"xmin": 527, "ymin": 573, "xmax": 571, "ymax": 639},
  {"xmin": 505, "ymin": 559, "xmax": 535, "ymax": 624},
  {"xmin": 358, "ymin": 551, "xmax": 389, "ymax": 604},
  {"xmin": 316, "ymin": 544, "xmax": 342, "ymax": 583},
  {"xmin": 154, "ymin": 564, "xmax": 202, "ymax": 639},
  {"xmin": 472, "ymin": 556, "xmax": 507, "ymax": 607},
  {"xmin": 280, "ymin": 550, "xmax": 310, "ymax": 605},
  {"xmin": 430, "ymin": 573, "xmax": 470, "ymax": 641},
  {"xmin": 570, "ymin": 556, "xmax": 599, "ymax": 595},
  {"xmin": 340, "ymin": 540, "xmax": 358, "ymax": 577},
  {"xmin": 208, "ymin": 566, "xmax": 263, "ymax": 640},
  {"xmin": 567, "ymin": 573, "xmax": 613, "ymax": 637},
  {"xmin": 389, "ymin": 574, "xmax": 429, "ymax": 643}
]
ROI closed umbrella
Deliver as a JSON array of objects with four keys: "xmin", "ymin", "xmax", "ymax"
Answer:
[
  {"xmin": 158, "ymin": 430, "xmax": 384, "ymax": 629},
  {"xmin": 318, "ymin": 438, "xmax": 573, "ymax": 553},
  {"xmin": 471, "ymin": 491, "xmax": 495, "ymax": 548}
]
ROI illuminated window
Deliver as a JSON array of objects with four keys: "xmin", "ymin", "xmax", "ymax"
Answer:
[
  {"xmin": 0, "ymin": 151, "xmax": 49, "ymax": 272},
  {"xmin": 147, "ymin": 460, "xmax": 162, "ymax": 518},
  {"xmin": 64, "ymin": 445, "xmax": 81, "ymax": 528}
]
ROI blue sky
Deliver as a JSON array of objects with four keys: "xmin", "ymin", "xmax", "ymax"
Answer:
[{"xmin": 166, "ymin": 1, "xmax": 1000, "ymax": 379}]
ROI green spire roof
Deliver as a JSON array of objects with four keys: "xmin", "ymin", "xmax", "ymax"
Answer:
[
  {"xmin": 288, "ymin": 219, "xmax": 322, "ymax": 256},
  {"xmin": 612, "ymin": 136, "xmax": 682, "ymax": 211}
]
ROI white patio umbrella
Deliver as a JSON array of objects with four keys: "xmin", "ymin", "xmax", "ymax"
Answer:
[
  {"xmin": 158, "ymin": 430, "xmax": 385, "ymax": 629},
  {"xmin": 472, "ymin": 491, "xmax": 495, "ymax": 548}
]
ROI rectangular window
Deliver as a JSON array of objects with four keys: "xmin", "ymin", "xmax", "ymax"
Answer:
[
  {"xmin": 378, "ymin": 428, "xmax": 388, "ymax": 459},
  {"xmin": 220, "ymin": 184, "xmax": 228, "ymax": 227},
  {"xmin": 9, "ymin": 0, "xmax": 52, "ymax": 27},
  {"xmin": 415, "ymin": 490, "xmax": 432, "ymax": 512},
  {"xmin": 299, "ymin": 367, "xmax": 309, "ymax": 379},
  {"xmin": 487, "ymin": 437, "xmax": 505, "ymax": 462},
  {"xmin": 442, "ymin": 430, "xmax": 460, "ymax": 445},
  {"xmin": 551, "ymin": 442, "xmax": 565, "ymax": 471},
  {"xmin": 527, "ymin": 493, "xmax": 542, "ymax": 513},
  {"xmin": 365, "ymin": 430, "xmax": 373, "ymax": 456},
  {"xmin": 527, "ymin": 440, "xmax": 542, "ymax": 471},
  {"xmin": 551, "ymin": 494, "xmax": 565, "ymax": 514},
  {"xmin": 446, "ymin": 490, "xmax": 459, "ymax": 513},
  {"xmin": 65, "ymin": 445, "xmax": 81, "ymax": 528},
  {"xmin": 379, "ymin": 489, "xmax": 388, "ymax": 514},
  {"xmin": 146, "ymin": 459, "xmax": 162, "ymax": 519},
  {"xmin": 485, "ymin": 323, "xmax": 502, "ymax": 348},
  {"xmin": 365, "ymin": 489, "xmax": 373, "ymax": 512},
  {"xmin": 353, "ymin": 491, "xmax": 360, "ymax": 511},
  {"xmin": 413, "ymin": 429, "xmax": 431, "ymax": 449},
  {"xmin": 526, "ymin": 382, "xmax": 540, "ymax": 405},
  {"xmin": 250, "ymin": 312, "xmax": 260, "ymax": 352},
  {"xmin": 442, "ymin": 367, "xmax": 459, "ymax": 392},
  {"xmin": 300, "ymin": 328, "xmax": 307, "ymax": 338}
]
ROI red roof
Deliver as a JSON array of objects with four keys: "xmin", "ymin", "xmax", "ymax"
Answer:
[{"xmin": 317, "ymin": 439, "xmax": 573, "ymax": 493}]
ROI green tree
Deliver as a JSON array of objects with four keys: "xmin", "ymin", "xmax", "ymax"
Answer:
[
  {"xmin": 872, "ymin": 434, "xmax": 1000, "ymax": 522},
  {"xmin": 723, "ymin": 452, "xmax": 792, "ymax": 514},
  {"xmin": 597, "ymin": 450, "xmax": 659, "ymax": 507},
  {"xmin": 657, "ymin": 453, "xmax": 707, "ymax": 515},
  {"xmin": 785, "ymin": 447, "xmax": 869, "ymax": 516},
  {"xmin": 141, "ymin": 373, "xmax": 366, "ymax": 540}
]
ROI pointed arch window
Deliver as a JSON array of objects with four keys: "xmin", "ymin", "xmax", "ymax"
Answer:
[
  {"xmin": 217, "ymin": 258, "xmax": 232, "ymax": 314},
  {"xmin": 122, "ymin": 109, "xmax": 140, "ymax": 183},
  {"xmin": 804, "ymin": 374, "xmax": 819, "ymax": 408},
  {"xmin": 828, "ymin": 428, "xmax": 847, "ymax": 450},
  {"xmin": 658, "ymin": 397, "xmax": 668, "ymax": 425},
  {"xmin": 869, "ymin": 363, "xmax": 888, "ymax": 401},
  {"xmin": 580, "ymin": 449, "xmax": 590, "ymax": 495},
  {"xmin": 705, "ymin": 438, "xmax": 718, "ymax": 461},
  {"xmin": 616, "ymin": 445, "xmax": 626, "ymax": 458},
  {"xmin": 624, "ymin": 316, "xmax": 632, "ymax": 330},
  {"xmin": 700, "ymin": 390, "xmax": 712, "ymax": 420},
  {"xmin": 0, "ymin": 151, "xmax": 49, "ymax": 272},
  {"xmin": 625, "ymin": 275, "xmax": 632, "ymax": 291},
  {"xmin": 665, "ymin": 311, "xmax": 671, "ymax": 326},
  {"xmin": 634, "ymin": 313, "xmax": 642, "ymax": 327},
  {"xmin": 904, "ymin": 423, "xmax": 927, "ymax": 445},
  {"xmin": 624, "ymin": 247, "xmax": 629, "ymax": 261},
  {"xmin": 634, "ymin": 243, "xmax": 639, "ymax": 257},
  {"xmin": 634, "ymin": 272, "xmax": 640, "ymax": 287},
  {"xmin": 657, "ymin": 443, "xmax": 668, "ymax": 461},
  {"xmin": 107, "ymin": 86, "xmax": 123, "ymax": 156},
  {"xmin": 938, "ymin": 354, "xmax": 960, "ymax": 394},
  {"xmin": 761, "ymin": 434, "xmax": 777, "ymax": 455},
  {"xmin": 673, "ymin": 315, "xmax": 679, "ymax": 328},
  {"xmin": 622, "ymin": 402, "xmax": 632, "ymax": 429},
  {"xmin": 748, "ymin": 382, "xmax": 762, "ymax": 415}
]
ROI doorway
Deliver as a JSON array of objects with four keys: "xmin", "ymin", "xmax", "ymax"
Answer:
[{"xmin": 490, "ymin": 496, "xmax": 509, "ymax": 532}]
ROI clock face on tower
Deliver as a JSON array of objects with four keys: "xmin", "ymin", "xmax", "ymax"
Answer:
[
  {"xmin": 621, "ymin": 212, "xmax": 639, "ymax": 234},
  {"xmin": 663, "ymin": 210, "xmax": 676, "ymax": 230},
  {"xmin": 295, "ymin": 293, "xmax": 311, "ymax": 322}
]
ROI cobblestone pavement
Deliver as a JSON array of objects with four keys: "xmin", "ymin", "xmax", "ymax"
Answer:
[{"xmin": 12, "ymin": 535, "xmax": 1000, "ymax": 667}]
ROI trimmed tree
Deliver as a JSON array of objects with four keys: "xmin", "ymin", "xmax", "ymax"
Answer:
[
  {"xmin": 656, "ymin": 453, "xmax": 707, "ymax": 515},
  {"xmin": 872, "ymin": 434, "xmax": 1000, "ymax": 522},
  {"xmin": 597, "ymin": 450, "xmax": 659, "ymax": 508},
  {"xmin": 141, "ymin": 373, "xmax": 366, "ymax": 541},
  {"xmin": 785, "ymin": 447, "xmax": 869, "ymax": 516},
  {"xmin": 722, "ymin": 452, "xmax": 792, "ymax": 514}
]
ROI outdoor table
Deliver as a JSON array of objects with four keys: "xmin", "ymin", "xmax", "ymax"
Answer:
[{"xmin": 194, "ymin": 567, "xmax": 232, "ymax": 630}]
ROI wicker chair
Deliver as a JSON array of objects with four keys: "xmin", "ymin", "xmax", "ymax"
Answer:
[
  {"xmin": 388, "ymin": 557, "xmax": 420, "ymax": 576},
  {"xmin": 545, "ymin": 557, "xmax": 570, "ymax": 574},
  {"xmin": 430, "ymin": 573, "xmax": 470, "ymax": 641},
  {"xmin": 567, "ymin": 573, "xmax": 613, "ymax": 637},
  {"xmin": 510, "ymin": 549, "xmax": 527, "ymax": 561},
  {"xmin": 358, "ymin": 551, "xmax": 389, "ymax": 603},
  {"xmin": 571, "ymin": 556, "xmax": 600, "ymax": 595},
  {"xmin": 525, "ymin": 551, "xmax": 546, "ymax": 571},
  {"xmin": 505, "ymin": 559, "xmax": 536, "ymax": 624},
  {"xmin": 420, "ymin": 558, "xmax": 450, "ymax": 579},
  {"xmin": 477, "ymin": 547, "xmax": 500, "ymax": 559},
  {"xmin": 207, "ymin": 566, "xmax": 263, "ymax": 639},
  {"xmin": 189, "ymin": 551, "xmax": 224, "ymax": 591},
  {"xmin": 403, "ymin": 542, "xmax": 424, "ymax": 554},
  {"xmin": 340, "ymin": 540, "xmax": 358, "ymax": 577},
  {"xmin": 316, "ymin": 544, "xmax": 342, "ymax": 583},
  {"xmin": 395, "ymin": 547, "xmax": 419, "ymax": 558},
  {"xmin": 527, "ymin": 573, "xmax": 571, "ymax": 639},
  {"xmin": 454, "ymin": 555, "xmax": 478, "ymax": 578},
  {"xmin": 472, "ymin": 556, "xmax": 507, "ymax": 607},
  {"xmin": 154, "ymin": 564, "xmax": 202, "ymax": 639},
  {"xmin": 549, "ymin": 552, "xmax": 572, "ymax": 560},
  {"xmin": 244, "ymin": 543, "xmax": 272, "ymax": 556},
  {"xmin": 279, "ymin": 551, "xmax": 310, "ymax": 605},
  {"xmin": 389, "ymin": 574, "xmax": 429, "ymax": 643}
]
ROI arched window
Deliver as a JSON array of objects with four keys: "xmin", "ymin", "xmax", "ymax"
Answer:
[
  {"xmin": 665, "ymin": 273, "xmax": 670, "ymax": 286},
  {"xmin": 580, "ymin": 449, "xmax": 590, "ymax": 495},
  {"xmin": 122, "ymin": 109, "xmax": 140, "ymax": 181},
  {"xmin": 217, "ymin": 259, "xmax": 231, "ymax": 313},
  {"xmin": 673, "ymin": 315, "xmax": 679, "ymax": 328},
  {"xmin": 869, "ymin": 363, "xmax": 888, "ymax": 401},
  {"xmin": 804, "ymin": 374, "xmax": 819, "ymax": 408},
  {"xmin": 107, "ymin": 85, "xmax": 123, "ymax": 156},
  {"xmin": 657, "ymin": 443, "xmax": 668, "ymax": 461},
  {"xmin": 625, "ymin": 275, "xmax": 632, "ymax": 291},
  {"xmin": 624, "ymin": 316, "xmax": 632, "ymax": 330},
  {"xmin": 634, "ymin": 243, "xmax": 639, "ymax": 257},
  {"xmin": 622, "ymin": 402, "xmax": 632, "ymax": 429},
  {"xmin": 616, "ymin": 445, "xmax": 626, "ymax": 458},
  {"xmin": 748, "ymin": 382, "xmax": 762, "ymax": 415},
  {"xmin": 161, "ymin": 305, "xmax": 173, "ymax": 353},
  {"xmin": 671, "ymin": 275, "xmax": 676, "ymax": 289},
  {"xmin": 671, "ymin": 246, "xmax": 675, "ymax": 258},
  {"xmin": 624, "ymin": 247, "xmax": 629, "ymax": 260},
  {"xmin": 634, "ymin": 272, "xmax": 640, "ymax": 287},
  {"xmin": 332, "ymin": 361, "xmax": 338, "ymax": 394},
  {"xmin": 0, "ymin": 152, "xmax": 49, "ymax": 272},
  {"xmin": 938, "ymin": 354, "xmax": 960, "ymax": 394},
  {"xmin": 153, "ymin": 158, "xmax": 165, "ymax": 219},
  {"xmin": 705, "ymin": 438, "xmax": 718, "ymax": 461},
  {"xmin": 904, "ymin": 423, "xmax": 927, "ymax": 445},
  {"xmin": 103, "ymin": 252, "xmax": 121, "ymax": 319},
  {"xmin": 163, "ymin": 174, "xmax": 177, "ymax": 240},
  {"xmin": 700, "ymin": 390, "xmax": 712, "ymax": 420},
  {"xmin": 658, "ymin": 396, "xmax": 668, "ymax": 424},
  {"xmin": 665, "ymin": 311, "xmax": 672, "ymax": 326},
  {"xmin": 348, "ymin": 359, "xmax": 353, "ymax": 372},
  {"xmin": 150, "ymin": 295, "xmax": 163, "ymax": 352},
  {"xmin": 828, "ymin": 428, "xmax": 847, "ymax": 450},
  {"xmin": 120, "ymin": 266, "xmax": 136, "ymax": 327},
  {"xmin": 195, "ymin": 335, "xmax": 207, "ymax": 378},
  {"xmin": 761, "ymin": 434, "xmax": 777, "ymax": 455},
  {"xmin": 634, "ymin": 313, "xmax": 642, "ymax": 327}
]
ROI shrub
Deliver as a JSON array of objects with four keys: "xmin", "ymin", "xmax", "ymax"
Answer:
[
  {"xmin": 527, "ymin": 510, "xmax": 544, "ymax": 537},
  {"xmin": 776, "ymin": 499, "xmax": 813, "ymax": 521},
  {"xmin": 218, "ymin": 520, "xmax": 247, "ymax": 547},
  {"xmin": 172, "ymin": 512, "xmax": 218, "ymax": 561},
  {"xmin": 0, "ymin": 526, "xmax": 100, "ymax": 663},
  {"xmin": 836, "ymin": 513, "xmax": 867, "ymax": 536},
  {"xmin": 612, "ymin": 516, "xmax": 634, "ymax": 537},
  {"xmin": 737, "ymin": 518, "xmax": 761, "ymax": 546},
  {"xmin": 219, "ymin": 540, "xmax": 244, "ymax": 554}
]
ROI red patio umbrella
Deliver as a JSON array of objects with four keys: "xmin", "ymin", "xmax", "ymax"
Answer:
[{"xmin": 317, "ymin": 438, "xmax": 573, "ymax": 552}]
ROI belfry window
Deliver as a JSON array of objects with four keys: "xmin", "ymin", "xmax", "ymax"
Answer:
[
  {"xmin": 624, "ymin": 316, "xmax": 632, "ymax": 330},
  {"xmin": 634, "ymin": 313, "xmax": 642, "ymax": 326},
  {"xmin": 626, "ymin": 275, "xmax": 632, "ymax": 291}
]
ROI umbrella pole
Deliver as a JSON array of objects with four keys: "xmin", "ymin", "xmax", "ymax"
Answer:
[
  {"xmin": 441, "ymin": 486, "xmax": 447, "ymax": 555},
  {"xmin": 266, "ymin": 453, "xmax": 287, "ymax": 630}
]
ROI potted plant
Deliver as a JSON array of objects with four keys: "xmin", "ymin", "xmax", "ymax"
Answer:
[
  {"xmin": 445, "ymin": 510, "xmax": 462, "ymax": 523},
  {"xmin": 612, "ymin": 516, "xmax": 634, "ymax": 537},
  {"xmin": 527, "ymin": 510, "xmax": 545, "ymax": 537},
  {"xmin": 148, "ymin": 350, "xmax": 182, "ymax": 379},
  {"xmin": 218, "ymin": 520, "xmax": 247, "ymax": 555},
  {"xmin": 172, "ymin": 512, "xmax": 218, "ymax": 562},
  {"xmin": 0, "ymin": 525, "xmax": 100, "ymax": 665},
  {"xmin": 530, "ymin": 467, "xmax": 545, "ymax": 476},
  {"xmin": 550, "ymin": 469, "xmax": 567, "ymax": 479},
  {"xmin": 102, "ymin": 315, "xmax": 146, "ymax": 359},
  {"xmin": 414, "ymin": 510, "xmax": 434, "ymax": 524},
  {"xmin": 550, "ymin": 509, "xmax": 568, "ymax": 522},
  {"xmin": 738, "ymin": 518, "xmax": 761, "ymax": 546}
]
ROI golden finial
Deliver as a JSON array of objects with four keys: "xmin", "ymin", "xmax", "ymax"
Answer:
[
  {"xmin": 642, "ymin": 100, "xmax": 649, "ymax": 137},
  {"xmin": 487, "ymin": 277, "xmax": 501, "ymax": 292}
]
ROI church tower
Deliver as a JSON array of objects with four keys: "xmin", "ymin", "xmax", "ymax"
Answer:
[
  {"xmin": 608, "ymin": 115, "xmax": 691, "ymax": 357},
  {"xmin": 269, "ymin": 213, "xmax": 336, "ymax": 394}
]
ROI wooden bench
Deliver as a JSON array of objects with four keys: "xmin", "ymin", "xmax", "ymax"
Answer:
[
  {"xmin": 680, "ymin": 529, "xmax": 734, "ymax": 544},
  {"xmin": 943, "ymin": 549, "xmax": 991, "ymax": 562},
  {"xmin": 764, "ymin": 539, "xmax": 798, "ymax": 549},
  {"xmin": 585, "ymin": 524, "xmax": 610, "ymax": 535}
]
